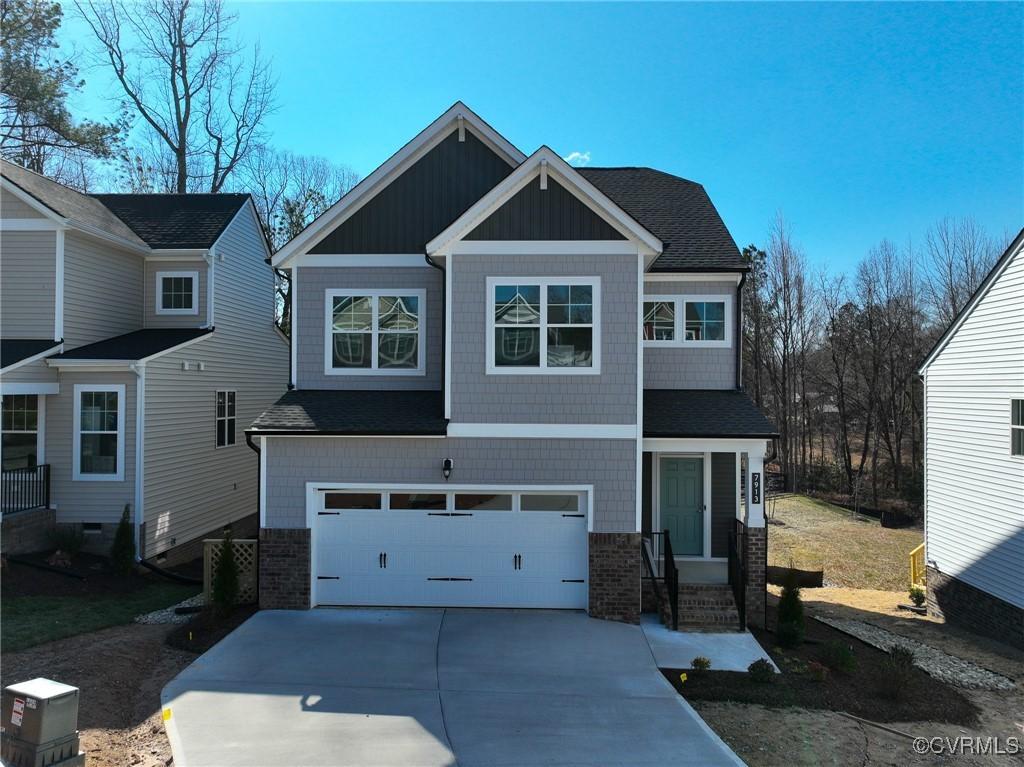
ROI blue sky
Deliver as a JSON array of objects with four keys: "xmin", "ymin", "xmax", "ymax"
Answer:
[{"xmin": 67, "ymin": 2, "xmax": 1022, "ymax": 273}]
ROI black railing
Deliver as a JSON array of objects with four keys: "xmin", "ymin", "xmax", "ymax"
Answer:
[
  {"xmin": 662, "ymin": 528, "xmax": 679, "ymax": 631},
  {"xmin": 728, "ymin": 518, "xmax": 747, "ymax": 631},
  {"xmin": 1, "ymin": 464, "xmax": 50, "ymax": 514},
  {"xmin": 640, "ymin": 536, "xmax": 664, "ymax": 615}
]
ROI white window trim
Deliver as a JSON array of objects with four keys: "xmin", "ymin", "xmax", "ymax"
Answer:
[
  {"xmin": 323, "ymin": 289, "xmax": 427, "ymax": 376},
  {"xmin": 641, "ymin": 294, "xmax": 732, "ymax": 349},
  {"xmin": 0, "ymin": 394, "xmax": 45, "ymax": 467},
  {"xmin": 485, "ymin": 276, "xmax": 601, "ymax": 375},
  {"xmin": 641, "ymin": 294, "xmax": 679, "ymax": 346},
  {"xmin": 1011, "ymin": 399, "xmax": 1024, "ymax": 459},
  {"xmin": 155, "ymin": 270, "xmax": 200, "ymax": 316},
  {"xmin": 215, "ymin": 389, "xmax": 237, "ymax": 449},
  {"xmin": 73, "ymin": 383, "xmax": 126, "ymax": 482}
]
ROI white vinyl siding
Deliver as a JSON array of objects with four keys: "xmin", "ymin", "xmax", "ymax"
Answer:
[
  {"xmin": 0, "ymin": 231, "xmax": 56, "ymax": 339},
  {"xmin": 1, "ymin": 187, "xmax": 48, "ymax": 218},
  {"xmin": 925, "ymin": 245, "xmax": 1024, "ymax": 610},
  {"xmin": 63, "ymin": 232, "xmax": 144, "ymax": 349}
]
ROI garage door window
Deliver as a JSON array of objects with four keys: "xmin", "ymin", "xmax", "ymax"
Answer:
[
  {"xmin": 520, "ymin": 494, "xmax": 579, "ymax": 512},
  {"xmin": 455, "ymin": 493, "xmax": 513, "ymax": 511},
  {"xmin": 390, "ymin": 493, "xmax": 447, "ymax": 510},
  {"xmin": 325, "ymin": 492, "xmax": 382, "ymax": 510}
]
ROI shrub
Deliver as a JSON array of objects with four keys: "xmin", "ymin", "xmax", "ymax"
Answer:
[
  {"xmin": 909, "ymin": 584, "xmax": 926, "ymax": 608},
  {"xmin": 776, "ymin": 620, "xmax": 804, "ymax": 648},
  {"xmin": 691, "ymin": 656, "xmax": 712, "ymax": 672},
  {"xmin": 109, "ymin": 505, "xmax": 135, "ymax": 574},
  {"xmin": 748, "ymin": 658, "xmax": 775, "ymax": 683},
  {"xmin": 49, "ymin": 526, "xmax": 85, "ymax": 556},
  {"xmin": 878, "ymin": 645, "xmax": 916, "ymax": 700},
  {"xmin": 821, "ymin": 640, "xmax": 857, "ymax": 674},
  {"xmin": 806, "ymin": 660, "xmax": 829, "ymax": 682},
  {"xmin": 212, "ymin": 528, "xmax": 239, "ymax": 616},
  {"xmin": 777, "ymin": 577, "xmax": 805, "ymax": 627}
]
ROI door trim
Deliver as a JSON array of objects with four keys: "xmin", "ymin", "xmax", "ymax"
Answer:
[{"xmin": 653, "ymin": 453, "xmax": 712, "ymax": 560}]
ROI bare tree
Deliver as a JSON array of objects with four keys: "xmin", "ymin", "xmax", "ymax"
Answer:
[
  {"xmin": 74, "ymin": 0, "xmax": 274, "ymax": 193},
  {"xmin": 923, "ymin": 217, "xmax": 1002, "ymax": 327}
]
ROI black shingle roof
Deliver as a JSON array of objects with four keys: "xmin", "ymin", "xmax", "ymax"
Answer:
[
  {"xmin": 52, "ymin": 328, "xmax": 212, "ymax": 361},
  {"xmin": 251, "ymin": 390, "xmax": 447, "ymax": 435},
  {"xmin": 1, "ymin": 338, "xmax": 62, "ymax": 369},
  {"xmin": 93, "ymin": 194, "xmax": 249, "ymax": 249},
  {"xmin": 643, "ymin": 389, "xmax": 778, "ymax": 438},
  {"xmin": 580, "ymin": 167, "xmax": 744, "ymax": 272}
]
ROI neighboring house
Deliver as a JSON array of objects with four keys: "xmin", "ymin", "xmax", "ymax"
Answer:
[
  {"xmin": 0, "ymin": 160, "xmax": 289, "ymax": 563},
  {"xmin": 249, "ymin": 103, "xmax": 778, "ymax": 627},
  {"xmin": 918, "ymin": 228, "xmax": 1024, "ymax": 649}
]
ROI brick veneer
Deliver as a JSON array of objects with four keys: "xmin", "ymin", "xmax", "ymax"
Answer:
[
  {"xmin": 927, "ymin": 566, "xmax": 1024, "ymax": 650},
  {"xmin": 745, "ymin": 526, "xmax": 767, "ymax": 629},
  {"xmin": 1, "ymin": 508, "xmax": 56, "ymax": 555},
  {"xmin": 259, "ymin": 528, "xmax": 311, "ymax": 609},
  {"xmin": 588, "ymin": 532, "xmax": 641, "ymax": 623}
]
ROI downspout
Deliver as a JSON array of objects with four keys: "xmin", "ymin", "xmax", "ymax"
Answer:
[
  {"xmin": 735, "ymin": 271, "xmax": 747, "ymax": 390},
  {"xmin": 246, "ymin": 431, "xmax": 261, "ymax": 525},
  {"xmin": 425, "ymin": 254, "xmax": 446, "ymax": 412},
  {"xmin": 129, "ymin": 362, "xmax": 146, "ymax": 560}
]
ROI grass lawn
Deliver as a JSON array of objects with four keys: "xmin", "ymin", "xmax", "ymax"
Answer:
[
  {"xmin": 767, "ymin": 495, "xmax": 922, "ymax": 591},
  {"xmin": 2, "ymin": 581, "xmax": 198, "ymax": 653}
]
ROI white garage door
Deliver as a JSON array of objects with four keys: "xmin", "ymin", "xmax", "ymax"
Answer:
[{"xmin": 313, "ymin": 487, "xmax": 588, "ymax": 609}]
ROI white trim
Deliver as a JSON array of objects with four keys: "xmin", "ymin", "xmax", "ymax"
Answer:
[
  {"xmin": 635, "ymin": 253, "xmax": 644, "ymax": 533},
  {"xmin": 46, "ymin": 332, "xmax": 213, "ymax": 369},
  {"xmin": 644, "ymin": 272, "xmax": 744, "ymax": 284},
  {"xmin": 446, "ymin": 423, "xmax": 635, "ymax": 439},
  {"xmin": 0, "ymin": 382, "xmax": 59, "ymax": 395},
  {"xmin": 485, "ymin": 276, "xmax": 601, "ymax": 375},
  {"xmin": 54, "ymin": 228, "xmax": 64, "ymax": 340},
  {"xmin": 258, "ymin": 436, "xmax": 267, "ymax": 527},
  {"xmin": 272, "ymin": 102, "xmax": 525, "ymax": 267},
  {"xmin": 0, "ymin": 343, "xmax": 63, "ymax": 375},
  {"xmin": 144, "ymin": 250, "xmax": 208, "ymax": 261},
  {"xmin": 642, "ymin": 294, "xmax": 733, "ymax": 349},
  {"xmin": 155, "ymin": 270, "xmax": 200, "ymax": 316},
  {"xmin": 292, "ymin": 254, "xmax": 430, "ymax": 268},
  {"xmin": 204, "ymin": 252, "xmax": 215, "ymax": 328},
  {"xmin": 290, "ymin": 267, "xmax": 298, "ymax": 386},
  {"xmin": 72, "ymin": 383, "xmax": 126, "ymax": 482},
  {"xmin": 427, "ymin": 146, "xmax": 662, "ymax": 259},
  {"xmin": 2, "ymin": 218, "xmax": 60, "ymax": 230},
  {"xmin": 644, "ymin": 438, "xmax": 769, "ymax": 456},
  {"xmin": 255, "ymin": 431, "xmax": 447, "ymax": 440},
  {"xmin": 1010, "ymin": 398, "xmax": 1024, "ymax": 458},
  {"xmin": 444, "ymin": 254, "xmax": 453, "ymax": 420},
  {"xmin": 323, "ymin": 288, "xmax": 427, "ymax": 376},
  {"xmin": 36, "ymin": 395, "xmax": 46, "ymax": 465},
  {"xmin": 451, "ymin": 241, "xmax": 640, "ymax": 256},
  {"xmin": 131, "ymin": 364, "xmax": 145, "ymax": 556},
  {"xmin": 641, "ymin": 294, "xmax": 679, "ymax": 346}
]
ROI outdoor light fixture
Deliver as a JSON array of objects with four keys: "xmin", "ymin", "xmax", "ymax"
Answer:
[{"xmin": 442, "ymin": 458, "xmax": 453, "ymax": 480}]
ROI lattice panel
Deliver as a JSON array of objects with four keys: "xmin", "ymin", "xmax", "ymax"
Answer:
[{"xmin": 203, "ymin": 538, "xmax": 258, "ymax": 604}]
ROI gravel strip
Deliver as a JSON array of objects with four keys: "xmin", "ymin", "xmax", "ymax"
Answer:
[
  {"xmin": 135, "ymin": 593, "xmax": 205, "ymax": 625},
  {"xmin": 815, "ymin": 616, "xmax": 1015, "ymax": 691}
]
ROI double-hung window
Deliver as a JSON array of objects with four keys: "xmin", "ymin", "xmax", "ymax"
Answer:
[
  {"xmin": 73, "ymin": 384, "xmax": 125, "ymax": 481},
  {"xmin": 325, "ymin": 289, "xmax": 426, "ymax": 375},
  {"xmin": 487, "ymin": 277, "xmax": 600, "ymax": 373},
  {"xmin": 1012, "ymin": 400, "xmax": 1024, "ymax": 457},
  {"xmin": 216, "ymin": 390, "xmax": 236, "ymax": 448},
  {"xmin": 156, "ymin": 271, "xmax": 199, "ymax": 315},
  {"xmin": 1, "ymin": 395, "xmax": 39, "ymax": 471},
  {"xmin": 640, "ymin": 294, "xmax": 731, "ymax": 348}
]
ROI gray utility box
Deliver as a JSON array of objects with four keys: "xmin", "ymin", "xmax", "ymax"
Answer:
[{"xmin": 1, "ymin": 678, "xmax": 84, "ymax": 767}]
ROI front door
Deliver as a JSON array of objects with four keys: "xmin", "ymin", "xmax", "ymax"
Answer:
[{"xmin": 659, "ymin": 457, "xmax": 703, "ymax": 556}]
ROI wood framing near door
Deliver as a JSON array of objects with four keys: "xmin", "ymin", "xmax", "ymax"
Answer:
[{"xmin": 652, "ymin": 452, "xmax": 714, "ymax": 560}]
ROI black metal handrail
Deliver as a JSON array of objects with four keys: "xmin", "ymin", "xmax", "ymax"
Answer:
[
  {"xmin": 640, "ymin": 536, "xmax": 665, "ymax": 614},
  {"xmin": 1, "ymin": 464, "xmax": 50, "ymax": 515},
  {"xmin": 728, "ymin": 518, "xmax": 747, "ymax": 630},
  {"xmin": 662, "ymin": 528, "xmax": 679, "ymax": 631}
]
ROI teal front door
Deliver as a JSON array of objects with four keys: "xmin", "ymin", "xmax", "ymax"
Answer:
[{"xmin": 660, "ymin": 457, "xmax": 704, "ymax": 556}]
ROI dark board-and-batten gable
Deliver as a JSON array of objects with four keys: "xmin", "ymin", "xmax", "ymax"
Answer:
[
  {"xmin": 310, "ymin": 129, "xmax": 514, "ymax": 254},
  {"xmin": 465, "ymin": 176, "xmax": 626, "ymax": 241}
]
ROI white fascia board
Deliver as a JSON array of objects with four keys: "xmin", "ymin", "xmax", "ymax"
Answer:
[
  {"xmin": 294, "ymin": 254, "xmax": 429, "ymax": 268},
  {"xmin": 643, "ymin": 437, "xmax": 770, "ymax": 456},
  {"xmin": 253, "ymin": 431, "xmax": 446, "ymax": 439},
  {"xmin": 447, "ymin": 423, "xmax": 636, "ymax": 439},
  {"xmin": 1, "ymin": 342, "xmax": 63, "ymax": 374},
  {"xmin": 451, "ymin": 241, "xmax": 639, "ymax": 256},
  {"xmin": 0, "ymin": 382, "xmax": 60, "ymax": 395},
  {"xmin": 644, "ymin": 272, "xmax": 744, "ymax": 284},
  {"xmin": 47, "ymin": 333, "xmax": 213, "ymax": 370},
  {"xmin": 145, "ymin": 249, "xmax": 208, "ymax": 261},
  {"xmin": 2, "ymin": 218, "xmax": 60, "ymax": 230},
  {"xmin": 426, "ymin": 146, "xmax": 662, "ymax": 259},
  {"xmin": 271, "ymin": 102, "xmax": 526, "ymax": 268}
]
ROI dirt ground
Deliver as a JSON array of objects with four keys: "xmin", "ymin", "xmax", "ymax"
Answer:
[
  {"xmin": 1, "ymin": 623, "xmax": 194, "ymax": 767},
  {"xmin": 695, "ymin": 588, "xmax": 1024, "ymax": 767}
]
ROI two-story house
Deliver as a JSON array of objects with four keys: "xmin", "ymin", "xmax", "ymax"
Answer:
[
  {"xmin": 0, "ymin": 160, "xmax": 289, "ymax": 563},
  {"xmin": 249, "ymin": 103, "xmax": 777, "ymax": 626}
]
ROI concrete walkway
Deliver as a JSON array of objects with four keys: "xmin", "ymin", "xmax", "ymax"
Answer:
[
  {"xmin": 641, "ymin": 615, "xmax": 779, "ymax": 672},
  {"xmin": 162, "ymin": 609, "xmax": 743, "ymax": 767}
]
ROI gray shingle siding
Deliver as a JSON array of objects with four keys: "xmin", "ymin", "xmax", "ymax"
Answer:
[
  {"xmin": 295, "ymin": 266, "xmax": 443, "ymax": 390},
  {"xmin": 643, "ymin": 280, "xmax": 735, "ymax": 389},
  {"xmin": 450, "ymin": 253, "xmax": 638, "ymax": 424},
  {"xmin": 263, "ymin": 436, "xmax": 637, "ymax": 533}
]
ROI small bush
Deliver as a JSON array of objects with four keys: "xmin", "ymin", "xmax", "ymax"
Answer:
[
  {"xmin": 691, "ymin": 656, "xmax": 712, "ymax": 672},
  {"xmin": 212, "ymin": 528, "xmax": 239, "ymax": 616},
  {"xmin": 909, "ymin": 584, "xmax": 926, "ymax": 608},
  {"xmin": 821, "ymin": 640, "xmax": 857, "ymax": 674},
  {"xmin": 806, "ymin": 660, "xmax": 829, "ymax": 682},
  {"xmin": 748, "ymin": 658, "xmax": 775, "ymax": 683},
  {"xmin": 776, "ymin": 620, "xmax": 805, "ymax": 648},
  {"xmin": 777, "ymin": 577, "xmax": 805, "ymax": 627},
  {"xmin": 109, "ymin": 505, "xmax": 135, "ymax": 574},
  {"xmin": 878, "ymin": 645, "xmax": 916, "ymax": 700},
  {"xmin": 49, "ymin": 526, "xmax": 85, "ymax": 556}
]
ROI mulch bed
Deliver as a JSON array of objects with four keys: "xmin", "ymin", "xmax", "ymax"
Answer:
[
  {"xmin": 1, "ymin": 551, "xmax": 160, "ymax": 597},
  {"xmin": 664, "ymin": 618, "xmax": 979, "ymax": 725},
  {"xmin": 166, "ymin": 605, "xmax": 257, "ymax": 654}
]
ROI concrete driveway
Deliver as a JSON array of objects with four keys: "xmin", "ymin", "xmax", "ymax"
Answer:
[{"xmin": 162, "ymin": 609, "xmax": 743, "ymax": 767}]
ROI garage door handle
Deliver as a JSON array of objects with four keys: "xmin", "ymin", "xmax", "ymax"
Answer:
[
  {"xmin": 427, "ymin": 577, "xmax": 474, "ymax": 582},
  {"xmin": 318, "ymin": 511, "xmax": 340, "ymax": 516},
  {"xmin": 317, "ymin": 576, "xmax": 340, "ymax": 580},
  {"xmin": 562, "ymin": 513, "xmax": 585, "ymax": 518},
  {"xmin": 450, "ymin": 512, "xmax": 473, "ymax": 517},
  {"xmin": 562, "ymin": 579, "xmax": 585, "ymax": 583}
]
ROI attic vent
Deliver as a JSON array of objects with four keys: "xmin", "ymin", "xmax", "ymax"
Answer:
[
  {"xmin": 457, "ymin": 115, "xmax": 465, "ymax": 142},
  {"xmin": 540, "ymin": 160, "xmax": 548, "ymax": 191}
]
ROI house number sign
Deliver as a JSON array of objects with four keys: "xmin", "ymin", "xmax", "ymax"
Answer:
[{"xmin": 752, "ymin": 472, "xmax": 761, "ymax": 505}]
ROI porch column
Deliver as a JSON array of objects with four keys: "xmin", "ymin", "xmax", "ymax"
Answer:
[{"xmin": 744, "ymin": 450, "xmax": 767, "ymax": 628}]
